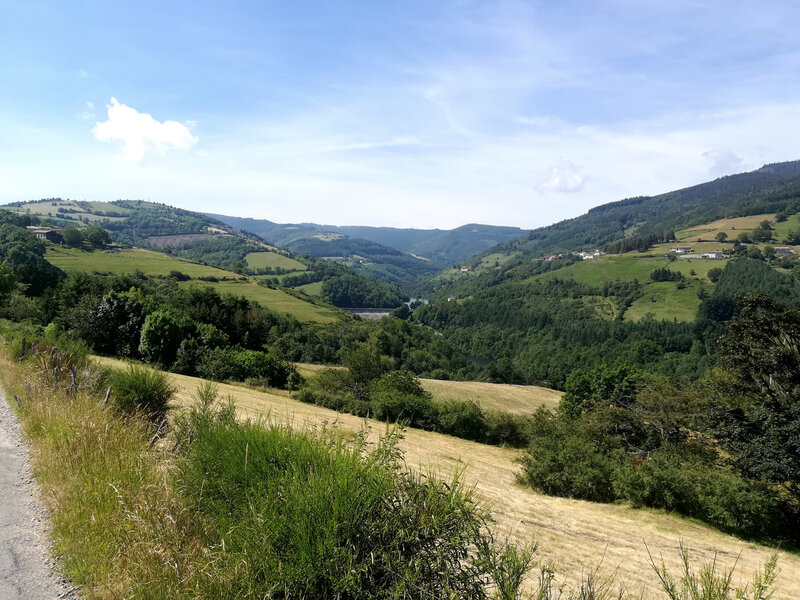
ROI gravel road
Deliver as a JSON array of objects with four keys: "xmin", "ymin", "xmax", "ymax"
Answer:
[{"xmin": 0, "ymin": 392, "xmax": 78, "ymax": 599}]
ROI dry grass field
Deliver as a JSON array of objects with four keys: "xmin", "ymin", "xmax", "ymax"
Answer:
[
  {"xmin": 419, "ymin": 378, "xmax": 563, "ymax": 413},
  {"xmin": 3, "ymin": 200, "xmax": 131, "ymax": 222},
  {"xmin": 96, "ymin": 355, "xmax": 800, "ymax": 599},
  {"xmin": 677, "ymin": 214, "xmax": 778, "ymax": 241},
  {"xmin": 292, "ymin": 363, "xmax": 564, "ymax": 414}
]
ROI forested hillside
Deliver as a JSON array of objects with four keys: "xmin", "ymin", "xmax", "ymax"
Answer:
[
  {"xmin": 209, "ymin": 214, "xmax": 526, "ymax": 267},
  {"xmin": 2, "ymin": 200, "xmax": 408, "ymax": 309},
  {"xmin": 409, "ymin": 161, "xmax": 800, "ymax": 390},
  {"xmin": 488, "ymin": 160, "xmax": 800, "ymax": 259}
]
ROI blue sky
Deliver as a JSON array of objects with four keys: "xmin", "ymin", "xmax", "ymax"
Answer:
[{"xmin": 2, "ymin": 1, "xmax": 800, "ymax": 228}]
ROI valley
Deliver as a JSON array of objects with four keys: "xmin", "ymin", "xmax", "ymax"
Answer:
[{"xmin": 4, "ymin": 161, "xmax": 800, "ymax": 598}]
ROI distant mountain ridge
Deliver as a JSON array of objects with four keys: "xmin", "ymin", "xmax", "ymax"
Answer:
[
  {"xmin": 206, "ymin": 214, "xmax": 527, "ymax": 267},
  {"xmin": 488, "ymin": 160, "xmax": 800, "ymax": 260}
]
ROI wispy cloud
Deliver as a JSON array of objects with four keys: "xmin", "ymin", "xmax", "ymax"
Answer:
[
  {"xmin": 93, "ymin": 98, "xmax": 198, "ymax": 161},
  {"xmin": 703, "ymin": 149, "xmax": 745, "ymax": 177},
  {"xmin": 538, "ymin": 159, "xmax": 585, "ymax": 194}
]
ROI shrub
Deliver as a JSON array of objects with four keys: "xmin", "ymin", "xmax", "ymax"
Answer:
[
  {"xmin": 483, "ymin": 410, "xmax": 530, "ymax": 447},
  {"xmin": 177, "ymin": 419, "xmax": 528, "ymax": 598},
  {"xmin": 650, "ymin": 267, "xmax": 684, "ymax": 283},
  {"xmin": 436, "ymin": 400, "xmax": 487, "ymax": 441},
  {"xmin": 520, "ymin": 408, "xmax": 621, "ymax": 502},
  {"xmin": 615, "ymin": 445, "xmax": 799, "ymax": 540},
  {"xmin": 707, "ymin": 267, "xmax": 723, "ymax": 283},
  {"xmin": 649, "ymin": 543, "xmax": 778, "ymax": 600},
  {"xmin": 110, "ymin": 365, "xmax": 174, "ymax": 421},
  {"xmin": 196, "ymin": 347, "xmax": 297, "ymax": 389},
  {"xmin": 167, "ymin": 270, "xmax": 191, "ymax": 281},
  {"xmin": 138, "ymin": 309, "xmax": 195, "ymax": 367},
  {"xmin": 370, "ymin": 370, "xmax": 438, "ymax": 429}
]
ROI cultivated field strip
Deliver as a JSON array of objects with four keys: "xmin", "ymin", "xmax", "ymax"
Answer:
[{"xmin": 95, "ymin": 356, "xmax": 800, "ymax": 599}]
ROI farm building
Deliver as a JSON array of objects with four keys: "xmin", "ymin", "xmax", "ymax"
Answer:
[
  {"xmin": 670, "ymin": 246, "xmax": 693, "ymax": 253},
  {"xmin": 701, "ymin": 251, "xmax": 726, "ymax": 259},
  {"xmin": 571, "ymin": 249, "xmax": 605, "ymax": 260},
  {"xmin": 774, "ymin": 247, "xmax": 796, "ymax": 256},
  {"xmin": 26, "ymin": 226, "xmax": 62, "ymax": 243}
]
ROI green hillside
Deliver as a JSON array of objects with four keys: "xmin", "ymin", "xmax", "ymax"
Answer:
[
  {"xmin": 208, "ymin": 214, "xmax": 526, "ymax": 268},
  {"xmin": 46, "ymin": 246, "xmax": 339, "ymax": 323},
  {"xmin": 47, "ymin": 246, "xmax": 239, "ymax": 278},
  {"xmin": 412, "ymin": 163, "xmax": 800, "ymax": 389},
  {"xmin": 2, "ymin": 200, "xmax": 407, "ymax": 309},
  {"xmin": 484, "ymin": 160, "xmax": 800, "ymax": 260}
]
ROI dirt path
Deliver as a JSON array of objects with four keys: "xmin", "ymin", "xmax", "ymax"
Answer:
[{"xmin": 0, "ymin": 391, "xmax": 77, "ymax": 599}]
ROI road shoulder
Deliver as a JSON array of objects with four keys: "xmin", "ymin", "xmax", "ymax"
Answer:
[{"xmin": 0, "ymin": 392, "xmax": 78, "ymax": 599}]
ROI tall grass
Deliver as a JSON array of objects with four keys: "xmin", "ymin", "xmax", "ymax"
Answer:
[
  {"xmin": 175, "ymin": 402, "xmax": 516, "ymax": 598},
  {"xmin": 0, "ymin": 353, "xmax": 203, "ymax": 598},
  {"xmin": 110, "ymin": 364, "xmax": 175, "ymax": 421}
]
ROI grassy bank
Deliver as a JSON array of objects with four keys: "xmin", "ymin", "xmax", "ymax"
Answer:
[
  {"xmin": 0, "ymin": 344, "xmax": 198, "ymax": 597},
  {"xmin": 94, "ymin": 355, "xmax": 798, "ymax": 600},
  {"xmin": 0, "ymin": 328, "xmax": 546, "ymax": 599}
]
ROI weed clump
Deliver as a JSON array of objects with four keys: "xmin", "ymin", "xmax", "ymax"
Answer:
[{"xmin": 110, "ymin": 364, "xmax": 174, "ymax": 421}]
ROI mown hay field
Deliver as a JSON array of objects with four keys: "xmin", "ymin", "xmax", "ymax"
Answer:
[
  {"xmin": 676, "ymin": 212, "xmax": 800, "ymax": 251},
  {"xmin": 677, "ymin": 214, "xmax": 778, "ymax": 241},
  {"xmin": 4, "ymin": 200, "xmax": 130, "ymax": 222},
  {"xmin": 94, "ymin": 356, "xmax": 800, "ymax": 599},
  {"xmin": 419, "ymin": 378, "xmax": 562, "ymax": 414},
  {"xmin": 292, "ymin": 363, "xmax": 563, "ymax": 414},
  {"xmin": 245, "ymin": 251, "xmax": 307, "ymax": 271}
]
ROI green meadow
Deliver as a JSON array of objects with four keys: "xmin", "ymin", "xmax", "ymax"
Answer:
[
  {"xmin": 530, "ymin": 254, "xmax": 720, "ymax": 322},
  {"xmin": 624, "ymin": 282, "xmax": 702, "ymax": 322},
  {"xmin": 47, "ymin": 247, "xmax": 238, "ymax": 278},
  {"xmin": 47, "ymin": 247, "xmax": 339, "ymax": 323},
  {"xmin": 177, "ymin": 280, "xmax": 339, "ymax": 323},
  {"xmin": 245, "ymin": 251, "xmax": 307, "ymax": 271},
  {"xmin": 533, "ymin": 255, "xmax": 665, "ymax": 286},
  {"xmin": 297, "ymin": 281, "xmax": 323, "ymax": 295}
]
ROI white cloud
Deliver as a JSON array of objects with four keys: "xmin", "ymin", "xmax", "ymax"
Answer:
[
  {"xmin": 93, "ymin": 98, "xmax": 198, "ymax": 161},
  {"xmin": 537, "ymin": 160, "xmax": 585, "ymax": 194},
  {"xmin": 702, "ymin": 149, "xmax": 745, "ymax": 177}
]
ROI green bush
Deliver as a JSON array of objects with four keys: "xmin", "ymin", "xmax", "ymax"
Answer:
[
  {"xmin": 110, "ymin": 365, "xmax": 174, "ymax": 421},
  {"xmin": 177, "ymin": 415, "xmax": 527, "ymax": 598},
  {"xmin": 436, "ymin": 400, "xmax": 487, "ymax": 441},
  {"xmin": 614, "ymin": 446, "xmax": 798, "ymax": 540},
  {"xmin": 299, "ymin": 368, "xmax": 532, "ymax": 448},
  {"xmin": 370, "ymin": 370, "xmax": 438, "ymax": 429},
  {"xmin": 483, "ymin": 409, "xmax": 530, "ymax": 447},
  {"xmin": 197, "ymin": 347, "xmax": 297, "ymax": 389},
  {"xmin": 138, "ymin": 309, "xmax": 195, "ymax": 367},
  {"xmin": 520, "ymin": 408, "xmax": 621, "ymax": 503}
]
